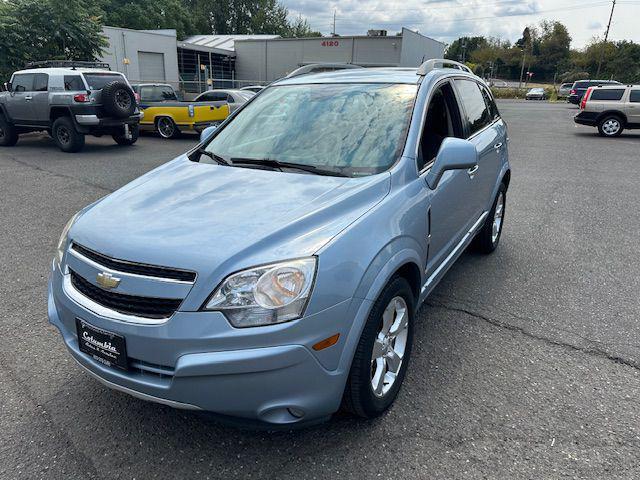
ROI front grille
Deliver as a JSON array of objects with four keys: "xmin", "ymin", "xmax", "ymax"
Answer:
[
  {"xmin": 72, "ymin": 243, "xmax": 196, "ymax": 282},
  {"xmin": 70, "ymin": 269, "xmax": 182, "ymax": 319}
]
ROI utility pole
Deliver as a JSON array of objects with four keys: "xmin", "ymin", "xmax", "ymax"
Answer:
[
  {"xmin": 332, "ymin": 9, "xmax": 336, "ymax": 36},
  {"xmin": 518, "ymin": 48, "xmax": 526, "ymax": 90},
  {"xmin": 596, "ymin": 0, "xmax": 616, "ymax": 77},
  {"xmin": 460, "ymin": 39, "xmax": 467, "ymax": 63}
]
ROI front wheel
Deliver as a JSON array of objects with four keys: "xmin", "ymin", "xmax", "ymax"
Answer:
[
  {"xmin": 598, "ymin": 115, "xmax": 624, "ymax": 137},
  {"xmin": 52, "ymin": 117, "xmax": 85, "ymax": 152},
  {"xmin": 0, "ymin": 116, "xmax": 18, "ymax": 146},
  {"xmin": 342, "ymin": 277, "xmax": 414, "ymax": 418},
  {"xmin": 156, "ymin": 117, "xmax": 180, "ymax": 139},
  {"xmin": 112, "ymin": 124, "xmax": 139, "ymax": 146}
]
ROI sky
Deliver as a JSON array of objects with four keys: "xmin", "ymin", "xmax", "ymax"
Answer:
[{"xmin": 283, "ymin": 0, "xmax": 640, "ymax": 49}]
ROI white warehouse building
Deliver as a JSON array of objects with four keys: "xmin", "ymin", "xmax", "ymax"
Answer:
[
  {"xmin": 99, "ymin": 26, "xmax": 446, "ymax": 89},
  {"xmin": 234, "ymin": 28, "xmax": 446, "ymax": 83}
]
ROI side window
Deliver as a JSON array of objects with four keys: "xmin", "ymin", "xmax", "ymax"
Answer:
[
  {"xmin": 156, "ymin": 86, "xmax": 177, "ymax": 101},
  {"xmin": 64, "ymin": 76, "xmax": 84, "ymax": 91},
  {"xmin": 12, "ymin": 74, "xmax": 34, "ymax": 92},
  {"xmin": 630, "ymin": 90, "xmax": 640, "ymax": 103},
  {"xmin": 454, "ymin": 79, "xmax": 492, "ymax": 136},
  {"xmin": 33, "ymin": 73, "xmax": 49, "ymax": 92},
  {"xmin": 417, "ymin": 82, "xmax": 464, "ymax": 171},
  {"xmin": 201, "ymin": 91, "xmax": 228, "ymax": 102},
  {"xmin": 479, "ymin": 85, "xmax": 499, "ymax": 120},
  {"xmin": 590, "ymin": 89, "xmax": 625, "ymax": 101},
  {"xmin": 140, "ymin": 86, "xmax": 154, "ymax": 102},
  {"xmin": 227, "ymin": 94, "xmax": 235, "ymax": 103}
]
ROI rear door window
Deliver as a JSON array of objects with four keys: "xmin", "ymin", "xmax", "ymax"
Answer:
[
  {"xmin": 454, "ymin": 79, "xmax": 493, "ymax": 136},
  {"xmin": 82, "ymin": 73, "xmax": 125, "ymax": 90},
  {"xmin": 590, "ymin": 89, "xmax": 625, "ymax": 101},
  {"xmin": 12, "ymin": 73, "xmax": 34, "ymax": 92},
  {"xmin": 64, "ymin": 76, "xmax": 85, "ymax": 91},
  {"xmin": 630, "ymin": 90, "xmax": 640, "ymax": 103},
  {"xmin": 479, "ymin": 85, "xmax": 500, "ymax": 120},
  {"xmin": 33, "ymin": 73, "xmax": 49, "ymax": 91}
]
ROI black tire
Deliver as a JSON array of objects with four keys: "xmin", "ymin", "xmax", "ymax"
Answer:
[
  {"xmin": 155, "ymin": 117, "xmax": 180, "ymax": 139},
  {"xmin": 112, "ymin": 124, "xmax": 139, "ymax": 146},
  {"xmin": 0, "ymin": 115, "xmax": 18, "ymax": 146},
  {"xmin": 597, "ymin": 115, "xmax": 624, "ymax": 137},
  {"xmin": 52, "ymin": 117, "xmax": 85, "ymax": 153},
  {"xmin": 101, "ymin": 81, "xmax": 136, "ymax": 118},
  {"xmin": 473, "ymin": 182, "xmax": 506, "ymax": 254},
  {"xmin": 342, "ymin": 276, "xmax": 415, "ymax": 418}
]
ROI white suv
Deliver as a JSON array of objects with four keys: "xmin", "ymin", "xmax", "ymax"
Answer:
[{"xmin": 574, "ymin": 84, "xmax": 640, "ymax": 137}]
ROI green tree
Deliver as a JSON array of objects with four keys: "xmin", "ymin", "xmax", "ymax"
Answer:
[
  {"xmin": 97, "ymin": 0, "xmax": 196, "ymax": 39},
  {"xmin": 0, "ymin": 0, "xmax": 107, "ymax": 80},
  {"xmin": 445, "ymin": 36, "xmax": 488, "ymax": 62}
]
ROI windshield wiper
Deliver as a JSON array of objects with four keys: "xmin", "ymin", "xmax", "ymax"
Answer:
[
  {"xmin": 229, "ymin": 157, "xmax": 348, "ymax": 177},
  {"xmin": 197, "ymin": 148, "xmax": 231, "ymax": 166}
]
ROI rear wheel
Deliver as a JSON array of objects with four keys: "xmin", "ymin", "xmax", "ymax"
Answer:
[
  {"xmin": 342, "ymin": 277, "xmax": 414, "ymax": 418},
  {"xmin": 156, "ymin": 117, "xmax": 180, "ymax": 139},
  {"xmin": 0, "ymin": 115, "xmax": 18, "ymax": 146},
  {"xmin": 473, "ymin": 182, "xmax": 506, "ymax": 254},
  {"xmin": 597, "ymin": 115, "xmax": 624, "ymax": 137},
  {"xmin": 112, "ymin": 124, "xmax": 139, "ymax": 146},
  {"xmin": 52, "ymin": 117, "xmax": 85, "ymax": 152}
]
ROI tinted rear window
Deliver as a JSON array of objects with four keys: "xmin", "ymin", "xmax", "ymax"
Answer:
[
  {"xmin": 82, "ymin": 73, "xmax": 125, "ymax": 90},
  {"xmin": 64, "ymin": 76, "xmax": 84, "ymax": 91},
  {"xmin": 454, "ymin": 79, "xmax": 493, "ymax": 136},
  {"xmin": 590, "ymin": 89, "xmax": 625, "ymax": 101},
  {"xmin": 630, "ymin": 91, "xmax": 640, "ymax": 103},
  {"xmin": 574, "ymin": 82, "xmax": 589, "ymax": 89}
]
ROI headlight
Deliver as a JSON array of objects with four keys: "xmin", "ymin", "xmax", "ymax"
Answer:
[
  {"xmin": 204, "ymin": 258, "xmax": 317, "ymax": 328},
  {"xmin": 55, "ymin": 212, "xmax": 79, "ymax": 268}
]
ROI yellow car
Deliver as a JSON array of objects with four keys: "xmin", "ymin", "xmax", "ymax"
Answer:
[{"xmin": 132, "ymin": 83, "xmax": 230, "ymax": 138}]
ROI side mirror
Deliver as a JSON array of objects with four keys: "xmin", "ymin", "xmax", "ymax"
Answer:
[
  {"xmin": 425, "ymin": 137, "xmax": 478, "ymax": 189},
  {"xmin": 3, "ymin": 82, "xmax": 11, "ymax": 92},
  {"xmin": 200, "ymin": 124, "xmax": 219, "ymax": 143}
]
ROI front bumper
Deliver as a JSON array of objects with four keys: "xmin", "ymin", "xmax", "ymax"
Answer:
[{"xmin": 48, "ymin": 268, "xmax": 359, "ymax": 425}]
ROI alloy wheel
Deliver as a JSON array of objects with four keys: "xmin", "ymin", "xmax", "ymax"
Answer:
[
  {"xmin": 115, "ymin": 89, "xmax": 131, "ymax": 110},
  {"xmin": 602, "ymin": 119, "xmax": 620, "ymax": 136},
  {"xmin": 157, "ymin": 118, "xmax": 175, "ymax": 138},
  {"xmin": 492, "ymin": 192, "xmax": 504, "ymax": 244},
  {"xmin": 57, "ymin": 126, "xmax": 70, "ymax": 145},
  {"xmin": 371, "ymin": 296, "xmax": 409, "ymax": 397}
]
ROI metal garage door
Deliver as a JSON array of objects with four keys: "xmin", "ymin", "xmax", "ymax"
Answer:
[{"xmin": 138, "ymin": 52, "xmax": 166, "ymax": 82}]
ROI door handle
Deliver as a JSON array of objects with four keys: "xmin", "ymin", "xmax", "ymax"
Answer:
[
  {"xmin": 25, "ymin": 96, "xmax": 33, "ymax": 101},
  {"xmin": 467, "ymin": 164, "xmax": 479, "ymax": 178},
  {"xmin": 493, "ymin": 142, "xmax": 503, "ymax": 150}
]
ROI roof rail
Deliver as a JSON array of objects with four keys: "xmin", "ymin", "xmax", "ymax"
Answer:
[
  {"xmin": 286, "ymin": 63, "xmax": 363, "ymax": 78},
  {"xmin": 24, "ymin": 60, "xmax": 111, "ymax": 70},
  {"xmin": 417, "ymin": 59, "xmax": 472, "ymax": 76}
]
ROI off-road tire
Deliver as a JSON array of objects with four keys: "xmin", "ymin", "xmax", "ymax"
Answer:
[
  {"xmin": 101, "ymin": 81, "xmax": 136, "ymax": 118},
  {"xmin": 342, "ymin": 276, "xmax": 415, "ymax": 418},
  {"xmin": 52, "ymin": 117, "xmax": 85, "ymax": 153},
  {"xmin": 112, "ymin": 124, "xmax": 139, "ymax": 146},
  {"xmin": 0, "ymin": 115, "xmax": 18, "ymax": 146}
]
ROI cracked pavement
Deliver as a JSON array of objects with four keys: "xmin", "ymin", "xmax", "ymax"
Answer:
[{"xmin": 1, "ymin": 101, "xmax": 640, "ymax": 479}]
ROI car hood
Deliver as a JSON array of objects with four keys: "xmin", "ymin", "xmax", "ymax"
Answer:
[{"xmin": 71, "ymin": 155, "xmax": 390, "ymax": 282}]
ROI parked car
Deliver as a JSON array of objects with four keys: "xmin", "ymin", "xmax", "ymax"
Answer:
[
  {"xmin": 132, "ymin": 83, "xmax": 229, "ymax": 138},
  {"xmin": 557, "ymin": 82, "xmax": 573, "ymax": 98},
  {"xmin": 567, "ymin": 79, "xmax": 621, "ymax": 105},
  {"xmin": 525, "ymin": 87, "xmax": 547, "ymax": 100},
  {"xmin": 193, "ymin": 89, "xmax": 254, "ymax": 113},
  {"xmin": 0, "ymin": 61, "xmax": 142, "ymax": 152},
  {"xmin": 574, "ymin": 84, "xmax": 640, "ymax": 137},
  {"xmin": 240, "ymin": 85, "xmax": 265, "ymax": 93},
  {"xmin": 48, "ymin": 59, "xmax": 510, "ymax": 426}
]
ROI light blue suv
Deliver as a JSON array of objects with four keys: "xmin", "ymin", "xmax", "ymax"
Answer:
[{"xmin": 48, "ymin": 59, "xmax": 510, "ymax": 426}]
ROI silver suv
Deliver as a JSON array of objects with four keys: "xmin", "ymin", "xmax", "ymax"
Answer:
[
  {"xmin": 0, "ymin": 61, "xmax": 142, "ymax": 152},
  {"xmin": 574, "ymin": 84, "xmax": 640, "ymax": 137}
]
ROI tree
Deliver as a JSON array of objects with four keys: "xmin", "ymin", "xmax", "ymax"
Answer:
[
  {"xmin": 445, "ymin": 36, "xmax": 488, "ymax": 62},
  {"xmin": 97, "ymin": 0, "xmax": 196, "ymax": 39},
  {"xmin": 0, "ymin": 0, "xmax": 107, "ymax": 80}
]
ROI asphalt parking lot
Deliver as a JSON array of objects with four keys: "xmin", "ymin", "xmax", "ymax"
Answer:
[{"xmin": 2, "ymin": 102, "xmax": 640, "ymax": 479}]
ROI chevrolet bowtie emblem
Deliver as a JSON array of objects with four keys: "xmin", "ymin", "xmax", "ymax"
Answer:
[{"xmin": 96, "ymin": 272, "xmax": 121, "ymax": 290}]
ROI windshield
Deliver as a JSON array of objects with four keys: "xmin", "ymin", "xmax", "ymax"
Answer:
[
  {"xmin": 83, "ymin": 73, "xmax": 126, "ymax": 90},
  {"xmin": 205, "ymin": 83, "xmax": 417, "ymax": 177}
]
